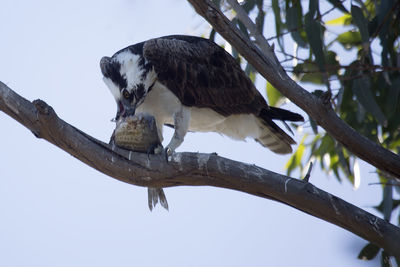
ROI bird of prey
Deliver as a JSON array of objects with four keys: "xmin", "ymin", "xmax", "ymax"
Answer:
[{"xmin": 100, "ymin": 35, "xmax": 303, "ymax": 209}]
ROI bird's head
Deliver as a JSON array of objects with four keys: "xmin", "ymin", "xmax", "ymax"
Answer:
[{"xmin": 100, "ymin": 50, "xmax": 155, "ymax": 120}]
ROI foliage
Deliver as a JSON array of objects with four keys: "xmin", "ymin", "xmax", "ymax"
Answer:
[{"xmin": 210, "ymin": 0, "xmax": 400, "ymax": 264}]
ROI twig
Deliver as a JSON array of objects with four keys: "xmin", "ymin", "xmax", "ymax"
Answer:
[
  {"xmin": 226, "ymin": 0, "xmax": 271, "ymax": 56},
  {"xmin": 303, "ymin": 162, "xmax": 313, "ymax": 182}
]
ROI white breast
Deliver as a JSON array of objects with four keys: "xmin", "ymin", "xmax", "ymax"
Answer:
[{"xmin": 136, "ymin": 82, "xmax": 261, "ymax": 141}]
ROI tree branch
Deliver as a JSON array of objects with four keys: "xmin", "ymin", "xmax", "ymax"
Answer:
[
  {"xmin": 187, "ymin": 0, "xmax": 400, "ymax": 179},
  {"xmin": 1, "ymin": 82, "xmax": 400, "ymax": 257}
]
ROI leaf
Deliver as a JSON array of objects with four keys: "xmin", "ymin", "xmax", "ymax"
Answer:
[
  {"xmin": 352, "ymin": 76, "xmax": 387, "ymax": 127},
  {"xmin": 242, "ymin": 0, "xmax": 257, "ymax": 13},
  {"xmin": 356, "ymin": 101, "xmax": 366, "ymax": 123},
  {"xmin": 385, "ymin": 77, "xmax": 400, "ymax": 117},
  {"xmin": 234, "ymin": 18, "xmax": 250, "ymax": 40},
  {"xmin": 336, "ymin": 31, "xmax": 362, "ymax": 49},
  {"xmin": 351, "ymin": 5, "xmax": 370, "ymax": 44},
  {"xmin": 374, "ymin": 199, "xmax": 400, "ymax": 214},
  {"xmin": 309, "ymin": 115, "xmax": 318, "ymax": 134},
  {"xmin": 382, "ymin": 183, "xmax": 393, "ymax": 221},
  {"xmin": 286, "ymin": 4, "xmax": 307, "ymax": 47},
  {"xmin": 335, "ymin": 144, "xmax": 351, "ymax": 178},
  {"xmin": 209, "ymin": 29, "xmax": 216, "ymax": 42},
  {"xmin": 245, "ymin": 63, "xmax": 256, "ymax": 83},
  {"xmin": 285, "ymin": 136, "xmax": 306, "ymax": 176},
  {"xmin": 255, "ymin": 2, "xmax": 265, "ymax": 32},
  {"xmin": 211, "ymin": 0, "xmax": 222, "ymax": 7},
  {"xmin": 272, "ymin": 0, "xmax": 285, "ymax": 51},
  {"xmin": 305, "ymin": 12, "xmax": 326, "ymax": 71},
  {"xmin": 308, "ymin": 0, "xmax": 319, "ymax": 18},
  {"xmin": 358, "ymin": 243, "xmax": 380, "ymax": 260},
  {"xmin": 326, "ymin": 14, "xmax": 352, "ymax": 25},
  {"xmin": 293, "ymin": 62, "xmax": 324, "ymax": 84},
  {"xmin": 326, "ymin": 0, "xmax": 349, "ymax": 13},
  {"xmin": 266, "ymin": 82, "xmax": 285, "ymax": 107}
]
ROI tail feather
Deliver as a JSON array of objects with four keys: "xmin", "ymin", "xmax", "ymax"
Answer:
[
  {"xmin": 266, "ymin": 106, "xmax": 304, "ymax": 122},
  {"xmin": 148, "ymin": 187, "xmax": 169, "ymax": 211},
  {"xmin": 256, "ymin": 107, "xmax": 303, "ymax": 154}
]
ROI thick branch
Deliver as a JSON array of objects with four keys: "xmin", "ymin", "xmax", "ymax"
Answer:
[
  {"xmin": 187, "ymin": 0, "xmax": 400, "ymax": 178},
  {"xmin": 1, "ymin": 82, "xmax": 400, "ymax": 257}
]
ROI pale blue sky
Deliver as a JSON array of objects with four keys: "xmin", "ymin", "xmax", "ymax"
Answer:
[{"xmin": 0, "ymin": 1, "xmax": 390, "ymax": 266}]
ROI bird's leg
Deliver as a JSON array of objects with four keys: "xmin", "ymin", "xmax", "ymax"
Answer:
[{"xmin": 165, "ymin": 107, "xmax": 190, "ymax": 160}]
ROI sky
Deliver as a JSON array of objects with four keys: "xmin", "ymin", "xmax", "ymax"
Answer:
[{"xmin": 0, "ymin": 0, "xmax": 394, "ymax": 266}]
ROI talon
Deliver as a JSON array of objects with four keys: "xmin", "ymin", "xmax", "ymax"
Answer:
[
  {"xmin": 164, "ymin": 147, "xmax": 173, "ymax": 162},
  {"xmin": 147, "ymin": 143, "xmax": 162, "ymax": 160}
]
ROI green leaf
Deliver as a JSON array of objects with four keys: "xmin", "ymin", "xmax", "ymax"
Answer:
[
  {"xmin": 374, "ymin": 199, "xmax": 400, "ymax": 214},
  {"xmin": 266, "ymin": 82, "xmax": 284, "ymax": 107},
  {"xmin": 358, "ymin": 243, "xmax": 380, "ymax": 260},
  {"xmin": 385, "ymin": 77, "xmax": 400, "ymax": 117},
  {"xmin": 314, "ymin": 134, "xmax": 335, "ymax": 158},
  {"xmin": 286, "ymin": 4, "xmax": 307, "ymax": 47},
  {"xmin": 351, "ymin": 5, "xmax": 370, "ymax": 44},
  {"xmin": 242, "ymin": 0, "xmax": 256, "ymax": 13},
  {"xmin": 356, "ymin": 101, "xmax": 366, "ymax": 123},
  {"xmin": 305, "ymin": 12, "xmax": 325, "ymax": 71},
  {"xmin": 326, "ymin": 0, "xmax": 349, "ymax": 13},
  {"xmin": 352, "ymin": 76, "xmax": 387, "ymax": 127},
  {"xmin": 272, "ymin": 0, "xmax": 285, "ymax": 51},
  {"xmin": 245, "ymin": 63, "xmax": 256, "ymax": 83},
  {"xmin": 309, "ymin": 115, "xmax": 318, "ymax": 134},
  {"xmin": 255, "ymin": 1, "xmax": 265, "ymax": 33},
  {"xmin": 211, "ymin": 0, "xmax": 221, "ymax": 7},
  {"xmin": 234, "ymin": 18, "xmax": 250, "ymax": 40},
  {"xmin": 336, "ymin": 31, "xmax": 362, "ymax": 49},
  {"xmin": 293, "ymin": 62, "xmax": 324, "ymax": 84},
  {"xmin": 335, "ymin": 144, "xmax": 351, "ymax": 179},
  {"xmin": 326, "ymin": 14, "xmax": 352, "ymax": 25},
  {"xmin": 209, "ymin": 29, "xmax": 216, "ymax": 42},
  {"xmin": 308, "ymin": 0, "xmax": 319, "ymax": 18},
  {"xmin": 285, "ymin": 136, "xmax": 306, "ymax": 176},
  {"xmin": 382, "ymin": 183, "xmax": 393, "ymax": 221}
]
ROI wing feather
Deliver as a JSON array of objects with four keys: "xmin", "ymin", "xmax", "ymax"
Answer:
[{"xmin": 143, "ymin": 35, "xmax": 266, "ymax": 116}]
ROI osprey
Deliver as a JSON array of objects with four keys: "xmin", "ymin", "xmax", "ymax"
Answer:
[
  {"xmin": 101, "ymin": 35, "xmax": 303, "ymax": 155},
  {"xmin": 100, "ymin": 35, "xmax": 303, "ymax": 209}
]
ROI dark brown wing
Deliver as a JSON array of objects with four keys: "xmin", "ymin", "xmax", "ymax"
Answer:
[{"xmin": 143, "ymin": 35, "xmax": 267, "ymax": 116}]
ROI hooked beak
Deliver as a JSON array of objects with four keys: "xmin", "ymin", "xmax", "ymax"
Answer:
[{"xmin": 116, "ymin": 100, "xmax": 136, "ymax": 121}]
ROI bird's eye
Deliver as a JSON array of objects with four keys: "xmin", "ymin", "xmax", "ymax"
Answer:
[{"xmin": 122, "ymin": 89, "xmax": 131, "ymax": 99}]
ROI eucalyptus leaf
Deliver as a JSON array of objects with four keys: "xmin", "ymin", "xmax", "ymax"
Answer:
[
  {"xmin": 272, "ymin": 0, "xmax": 285, "ymax": 51},
  {"xmin": 242, "ymin": 0, "xmax": 256, "ymax": 13},
  {"xmin": 385, "ymin": 77, "xmax": 400, "ymax": 117},
  {"xmin": 266, "ymin": 82, "xmax": 284, "ymax": 107},
  {"xmin": 309, "ymin": 115, "xmax": 318, "ymax": 134},
  {"xmin": 327, "ymin": 0, "xmax": 349, "ymax": 13},
  {"xmin": 325, "ymin": 14, "xmax": 352, "ymax": 25},
  {"xmin": 351, "ymin": 5, "xmax": 370, "ymax": 44},
  {"xmin": 383, "ymin": 183, "xmax": 393, "ymax": 221},
  {"xmin": 352, "ymin": 76, "xmax": 387, "ymax": 127},
  {"xmin": 308, "ymin": 0, "xmax": 319, "ymax": 17},
  {"xmin": 285, "ymin": 137, "xmax": 306, "ymax": 176},
  {"xmin": 305, "ymin": 12, "xmax": 326, "ymax": 71},
  {"xmin": 336, "ymin": 31, "xmax": 362, "ymax": 48},
  {"xmin": 286, "ymin": 4, "xmax": 307, "ymax": 47}
]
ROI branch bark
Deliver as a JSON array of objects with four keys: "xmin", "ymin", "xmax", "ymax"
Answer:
[
  {"xmin": 187, "ymin": 0, "xmax": 400, "ymax": 179},
  {"xmin": 1, "ymin": 82, "xmax": 400, "ymax": 257}
]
